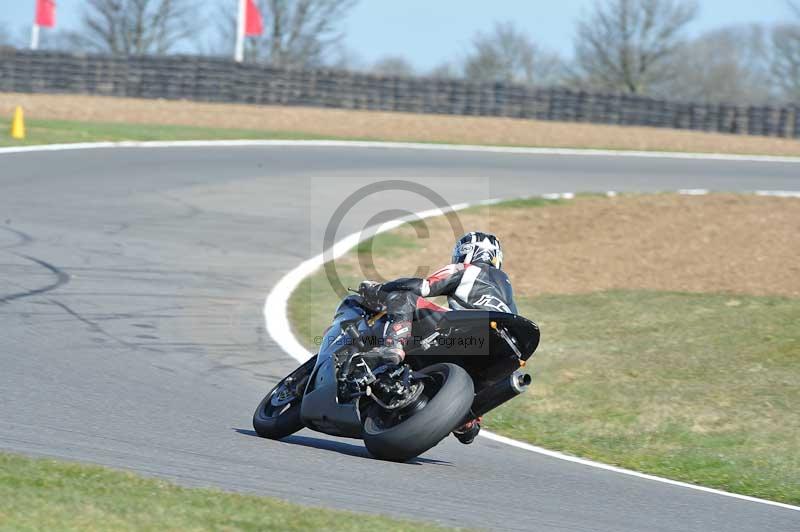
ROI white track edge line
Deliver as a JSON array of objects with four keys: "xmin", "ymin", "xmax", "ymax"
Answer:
[
  {"xmin": 263, "ymin": 201, "xmax": 472, "ymax": 364},
  {"xmin": 264, "ymin": 189, "xmax": 800, "ymax": 513},
  {"xmin": 2, "ymin": 139, "xmax": 800, "ymax": 164},
  {"xmin": 478, "ymin": 430, "xmax": 800, "ymax": 511}
]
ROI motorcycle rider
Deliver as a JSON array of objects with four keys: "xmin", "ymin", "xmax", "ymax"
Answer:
[{"xmin": 359, "ymin": 231, "xmax": 517, "ymax": 444}]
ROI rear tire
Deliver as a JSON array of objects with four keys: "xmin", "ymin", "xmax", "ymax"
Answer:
[
  {"xmin": 362, "ymin": 363, "xmax": 474, "ymax": 462},
  {"xmin": 253, "ymin": 357, "xmax": 316, "ymax": 440}
]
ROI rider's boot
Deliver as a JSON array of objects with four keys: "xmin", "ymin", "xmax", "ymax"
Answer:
[
  {"xmin": 360, "ymin": 345, "xmax": 404, "ymax": 370},
  {"xmin": 361, "ymin": 320, "xmax": 411, "ymax": 370},
  {"xmin": 453, "ymin": 416, "xmax": 482, "ymax": 444}
]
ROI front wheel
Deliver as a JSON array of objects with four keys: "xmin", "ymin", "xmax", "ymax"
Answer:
[
  {"xmin": 363, "ymin": 363, "xmax": 474, "ymax": 462},
  {"xmin": 253, "ymin": 356, "xmax": 316, "ymax": 440}
]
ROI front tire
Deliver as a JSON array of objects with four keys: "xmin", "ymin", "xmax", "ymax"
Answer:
[
  {"xmin": 363, "ymin": 363, "xmax": 474, "ymax": 462},
  {"xmin": 253, "ymin": 356, "xmax": 316, "ymax": 440}
]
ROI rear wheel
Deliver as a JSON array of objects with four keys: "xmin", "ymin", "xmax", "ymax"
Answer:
[
  {"xmin": 362, "ymin": 363, "xmax": 474, "ymax": 462},
  {"xmin": 253, "ymin": 356, "xmax": 316, "ymax": 440}
]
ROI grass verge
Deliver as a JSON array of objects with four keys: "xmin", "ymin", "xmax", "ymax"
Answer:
[
  {"xmin": 288, "ymin": 198, "xmax": 800, "ymax": 506},
  {"xmin": 3, "ymin": 92, "xmax": 800, "ymax": 155},
  {"xmin": 496, "ymin": 290, "xmax": 799, "ymax": 505},
  {"xmin": 0, "ymin": 452, "xmax": 454, "ymax": 531},
  {"xmin": 0, "ymin": 118, "xmax": 336, "ymax": 146}
]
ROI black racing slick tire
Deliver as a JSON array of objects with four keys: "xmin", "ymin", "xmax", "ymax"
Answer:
[
  {"xmin": 362, "ymin": 363, "xmax": 474, "ymax": 462},
  {"xmin": 252, "ymin": 356, "xmax": 315, "ymax": 440}
]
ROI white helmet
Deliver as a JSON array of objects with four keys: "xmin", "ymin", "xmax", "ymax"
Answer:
[{"xmin": 452, "ymin": 232, "xmax": 503, "ymax": 269}]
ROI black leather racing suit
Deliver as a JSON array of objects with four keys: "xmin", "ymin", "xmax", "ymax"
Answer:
[{"xmin": 377, "ymin": 261, "xmax": 517, "ymax": 350}]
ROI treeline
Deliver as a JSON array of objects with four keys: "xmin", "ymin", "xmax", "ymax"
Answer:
[{"xmin": 1, "ymin": 0, "xmax": 798, "ymax": 105}]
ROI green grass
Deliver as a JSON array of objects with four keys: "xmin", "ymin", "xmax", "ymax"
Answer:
[
  {"xmin": 291, "ymin": 276, "xmax": 800, "ymax": 504},
  {"xmin": 291, "ymin": 262, "xmax": 364, "ymax": 349},
  {"xmin": 1, "ymin": 118, "xmax": 796, "ymax": 157},
  {"xmin": 469, "ymin": 193, "xmax": 623, "ymax": 213},
  {"xmin": 354, "ymin": 229, "xmax": 421, "ymax": 255},
  {"xmin": 0, "ymin": 452, "xmax": 455, "ymax": 531},
  {"xmin": 0, "ymin": 118, "xmax": 338, "ymax": 146},
  {"xmin": 493, "ymin": 290, "xmax": 800, "ymax": 505},
  {"xmin": 482, "ymin": 197, "xmax": 566, "ymax": 210},
  {"xmin": 287, "ymin": 197, "xmax": 800, "ymax": 505}
]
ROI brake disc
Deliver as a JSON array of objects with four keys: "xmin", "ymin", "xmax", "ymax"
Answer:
[
  {"xmin": 271, "ymin": 379, "xmax": 296, "ymax": 407},
  {"xmin": 371, "ymin": 381, "xmax": 425, "ymax": 411}
]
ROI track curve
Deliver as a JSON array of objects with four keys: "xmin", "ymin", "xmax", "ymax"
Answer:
[{"xmin": 1, "ymin": 143, "xmax": 798, "ymax": 531}]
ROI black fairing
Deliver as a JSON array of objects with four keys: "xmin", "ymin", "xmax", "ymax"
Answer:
[
  {"xmin": 404, "ymin": 310, "xmax": 540, "ymax": 391},
  {"xmin": 423, "ymin": 310, "xmax": 539, "ymax": 359}
]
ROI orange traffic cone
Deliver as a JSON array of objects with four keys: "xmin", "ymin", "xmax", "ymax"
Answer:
[{"xmin": 10, "ymin": 106, "xmax": 25, "ymax": 140}]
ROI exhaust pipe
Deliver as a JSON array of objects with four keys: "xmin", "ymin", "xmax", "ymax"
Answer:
[{"xmin": 470, "ymin": 371, "xmax": 531, "ymax": 419}]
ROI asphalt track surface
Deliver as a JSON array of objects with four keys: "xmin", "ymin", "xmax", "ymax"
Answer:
[{"xmin": 1, "ymin": 144, "xmax": 799, "ymax": 531}]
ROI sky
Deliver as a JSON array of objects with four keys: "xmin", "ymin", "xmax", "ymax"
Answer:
[{"xmin": 1, "ymin": 0, "xmax": 796, "ymax": 70}]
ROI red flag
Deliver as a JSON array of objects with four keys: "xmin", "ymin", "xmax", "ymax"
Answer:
[
  {"xmin": 35, "ymin": 0, "xmax": 56, "ymax": 28},
  {"xmin": 245, "ymin": 0, "xmax": 263, "ymax": 36}
]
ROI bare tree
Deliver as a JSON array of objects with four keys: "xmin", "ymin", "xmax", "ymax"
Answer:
[
  {"xmin": 215, "ymin": 0, "xmax": 357, "ymax": 67},
  {"xmin": 371, "ymin": 55, "xmax": 415, "ymax": 77},
  {"xmin": 771, "ymin": 2, "xmax": 800, "ymax": 101},
  {"xmin": 70, "ymin": 0, "xmax": 194, "ymax": 55},
  {"xmin": 572, "ymin": 0, "xmax": 698, "ymax": 94},
  {"xmin": 327, "ymin": 43, "xmax": 364, "ymax": 71},
  {"xmin": 653, "ymin": 25, "xmax": 773, "ymax": 104},
  {"xmin": 463, "ymin": 22, "xmax": 563, "ymax": 85},
  {"xmin": 0, "ymin": 23, "xmax": 12, "ymax": 47},
  {"xmin": 428, "ymin": 61, "xmax": 460, "ymax": 79}
]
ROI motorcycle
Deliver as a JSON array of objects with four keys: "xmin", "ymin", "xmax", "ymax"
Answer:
[{"xmin": 253, "ymin": 288, "xmax": 540, "ymax": 462}]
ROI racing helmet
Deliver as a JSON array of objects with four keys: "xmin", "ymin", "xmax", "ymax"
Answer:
[{"xmin": 452, "ymin": 231, "xmax": 503, "ymax": 269}]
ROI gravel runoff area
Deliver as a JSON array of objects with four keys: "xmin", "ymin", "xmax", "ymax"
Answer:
[
  {"xmin": 3, "ymin": 92, "xmax": 800, "ymax": 156},
  {"xmin": 356, "ymin": 193, "xmax": 800, "ymax": 299}
]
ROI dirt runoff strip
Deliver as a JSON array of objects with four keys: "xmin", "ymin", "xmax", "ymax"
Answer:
[
  {"xmin": 354, "ymin": 194, "xmax": 800, "ymax": 298},
  {"xmin": 3, "ymin": 92, "xmax": 800, "ymax": 156}
]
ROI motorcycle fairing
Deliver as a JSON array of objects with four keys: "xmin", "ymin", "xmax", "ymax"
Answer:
[{"xmin": 300, "ymin": 297, "xmax": 374, "ymax": 438}]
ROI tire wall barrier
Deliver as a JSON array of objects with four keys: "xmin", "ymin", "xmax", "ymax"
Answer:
[{"xmin": 1, "ymin": 49, "xmax": 798, "ymax": 139}]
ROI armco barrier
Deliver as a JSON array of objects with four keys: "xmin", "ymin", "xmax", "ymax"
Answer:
[{"xmin": 1, "ymin": 49, "xmax": 798, "ymax": 138}]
